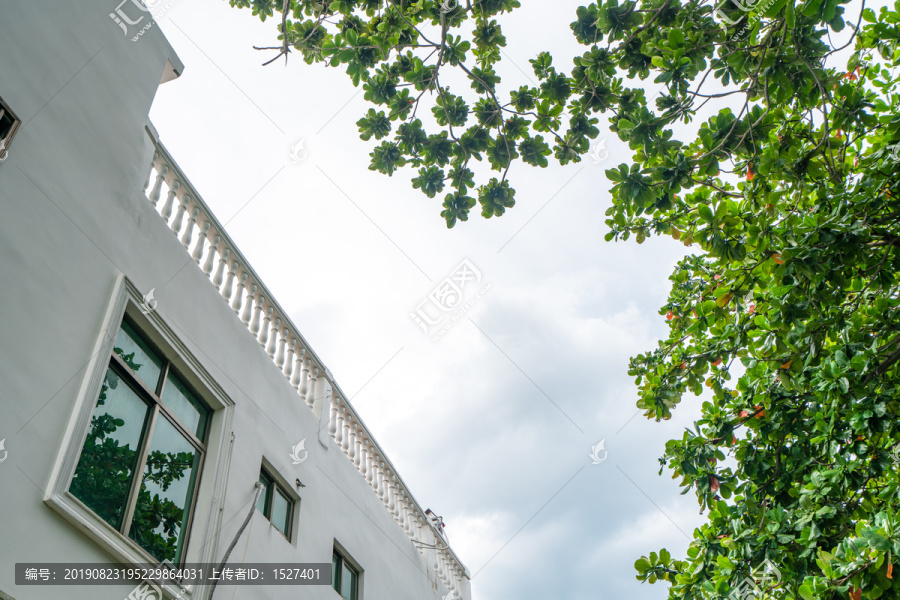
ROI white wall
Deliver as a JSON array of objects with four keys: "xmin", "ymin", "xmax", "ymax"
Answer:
[{"xmin": 0, "ymin": 2, "xmax": 454, "ymax": 599}]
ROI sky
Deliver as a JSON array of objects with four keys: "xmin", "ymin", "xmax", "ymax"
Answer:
[{"xmin": 145, "ymin": 1, "xmax": 714, "ymax": 598}]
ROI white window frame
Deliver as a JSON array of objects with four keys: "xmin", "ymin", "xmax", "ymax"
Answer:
[{"xmin": 44, "ymin": 275, "xmax": 236, "ymax": 600}]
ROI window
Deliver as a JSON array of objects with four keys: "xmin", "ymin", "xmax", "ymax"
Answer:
[
  {"xmin": 69, "ymin": 316, "xmax": 210, "ymax": 565},
  {"xmin": 256, "ymin": 468, "xmax": 294, "ymax": 538},
  {"xmin": 332, "ymin": 548, "xmax": 359, "ymax": 600},
  {"xmin": 0, "ymin": 96, "xmax": 20, "ymax": 162}
]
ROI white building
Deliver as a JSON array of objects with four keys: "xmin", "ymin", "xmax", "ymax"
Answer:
[{"xmin": 0, "ymin": 2, "xmax": 470, "ymax": 599}]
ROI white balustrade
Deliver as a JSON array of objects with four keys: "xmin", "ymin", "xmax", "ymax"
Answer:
[{"xmin": 143, "ymin": 133, "xmax": 470, "ymax": 600}]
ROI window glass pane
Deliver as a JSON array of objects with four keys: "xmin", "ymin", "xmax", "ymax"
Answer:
[
  {"xmin": 114, "ymin": 321, "xmax": 163, "ymax": 392},
  {"xmin": 71, "ymin": 367, "xmax": 151, "ymax": 530},
  {"xmin": 128, "ymin": 415, "xmax": 200, "ymax": 563},
  {"xmin": 160, "ymin": 371, "xmax": 208, "ymax": 439},
  {"xmin": 271, "ymin": 488, "xmax": 291, "ymax": 537},
  {"xmin": 0, "ymin": 111, "xmax": 14, "ymax": 139},
  {"xmin": 341, "ymin": 563, "xmax": 355, "ymax": 600},
  {"xmin": 332, "ymin": 553, "xmax": 340, "ymax": 592},
  {"xmin": 256, "ymin": 474, "xmax": 270, "ymax": 516}
]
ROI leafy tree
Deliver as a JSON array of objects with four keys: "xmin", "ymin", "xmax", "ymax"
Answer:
[{"xmin": 232, "ymin": 0, "xmax": 900, "ymax": 598}]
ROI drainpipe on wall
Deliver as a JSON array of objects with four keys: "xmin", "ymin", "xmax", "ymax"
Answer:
[{"xmin": 207, "ymin": 482, "xmax": 264, "ymax": 600}]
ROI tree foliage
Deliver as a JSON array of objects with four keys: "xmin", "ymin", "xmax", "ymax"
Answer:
[{"xmin": 233, "ymin": 0, "xmax": 900, "ymax": 598}]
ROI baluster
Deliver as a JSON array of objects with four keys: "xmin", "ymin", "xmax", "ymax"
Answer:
[
  {"xmin": 241, "ymin": 284, "xmax": 257, "ymax": 326},
  {"xmin": 353, "ymin": 423, "xmax": 364, "ymax": 469},
  {"xmin": 222, "ymin": 260, "xmax": 238, "ymax": 303},
  {"xmin": 415, "ymin": 513, "xmax": 426, "ymax": 543},
  {"xmin": 380, "ymin": 460, "xmax": 391, "ymax": 504},
  {"xmin": 384, "ymin": 466, "xmax": 394, "ymax": 507},
  {"xmin": 149, "ymin": 164, "xmax": 168, "ymax": 206},
  {"xmin": 181, "ymin": 207, "xmax": 199, "ymax": 248},
  {"xmin": 258, "ymin": 305, "xmax": 273, "ymax": 347},
  {"xmin": 328, "ymin": 391, "xmax": 339, "ymax": 439},
  {"xmin": 373, "ymin": 456, "xmax": 384, "ymax": 497},
  {"xmin": 438, "ymin": 551, "xmax": 447, "ymax": 583},
  {"xmin": 266, "ymin": 316, "xmax": 281, "ymax": 359},
  {"xmin": 283, "ymin": 337, "xmax": 296, "ymax": 377},
  {"xmin": 405, "ymin": 496, "xmax": 415, "ymax": 535},
  {"xmin": 232, "ymin": 271, "xmax": 248, "ymax": 313},
  {"xmin": 213, "ymin": 248, "xmax": 229, "ymax": 289},
  {"xmin": 202, "ymin": 235, "xmax": 220, "ymax": 275},
  {"xmin": 250, "ymin": 296, "xmax": 264, "ymax": 336},
  {"xmin": 144, "ymin": 152, "xmax": 159, "ymax": 192},
  {"xmin": 192, "ymin": 221, "xmax": 211, "ymax": 263},
  {"xmin": 334, "ymin": 400, "xmax": 345, "ymax": 447},
  {"xmin": 410, "ymin": 510, "xmax": 420, "ymax": 539},
  {"xmin": 444, "ymin": 554, "xmax": 453, "ymax": 585},
  {"xmin": 161, "ymin": 180, "xmax": 179, "ymax": 222},
  {"xmin": 341, "ymin": 407, "xmax": 351, "ymax": 454},
  {"xmin": 391, "ymin": 476, "xmax": 401, "ymax": 518},
  {"xmin": 273, "ymin": 319, "xmax": 287, "ymax": 368},
  {"xmin": 172, "ymin": 194, "xmax": 189, "ymax": 236},
  {"xmin": 299, "ymin": 355, "xmax": 310, "ymax": 398},
  {"xmin": 406, "ymin": 494, "xmax": 416, "ymax": 538},
  {"xmin": 357, "ymin": 432, "xmax": 367, "ymax": 475},
  {"xmin": 398, "ymin": 491, "xmax": 408, "ymax": 531},
  {"xmin": 406, "ymin": 498, "xmax": 417, "ymax": 536},
  {"xmin": 306, "ymin": 367, "xmax": 318, "ymax": 408},
  {"xmin": 365, "ymin": 441, "xmax": 375, "ymax": 484},
  {"xmin": 347, "ymin": 418, "xmax": 357, "ymax": 464},
  {"xmin": 291, "ymin": 348, "xmax": 305, "ymax": 389}
]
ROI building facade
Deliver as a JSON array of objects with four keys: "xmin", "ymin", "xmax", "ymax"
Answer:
[{"xmin": 0, "ymin": 2, "xmax": 470, "ymax": 599}]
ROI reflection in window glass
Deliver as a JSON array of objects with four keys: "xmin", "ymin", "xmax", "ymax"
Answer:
[
  {"xmin": 128, "ymin": 416, "xmax": 201, "ymax": 563},
  {"xmin": 114, "ymin": 321, "xmax": 162, "ymax": 391},
  {"xmin": 160, "ymin": 372, "xmax": 208, "ymax": 439},
  {"xmin": 70, "ymin": 316, "xmax": 210, "ymax": 566},
  {"xmin": 332, "ymin": 553, "xmax": 340, "ymax": 590},
  {"xmin": 257, "ymin": 473, "xmax": 271, "ymax": 514},
  {"xmin": 332, "ymin": 549, "xmax": 359, "ymax": 600},
  {"xmin": 271, "ymin": 489, "xmax": 290, "ymax": 537},
  {"xmin": 341, "ymin": 563, "xmax": 355, "ymax": 600},
  {"xmin": 71, "ymin": 368, "xmax": 150, "ymax": 530}
]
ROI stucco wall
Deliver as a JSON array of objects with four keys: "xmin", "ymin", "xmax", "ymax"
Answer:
[{"xmin": 0, "ymin": 2, "xmax": 452, "ymax": 599}]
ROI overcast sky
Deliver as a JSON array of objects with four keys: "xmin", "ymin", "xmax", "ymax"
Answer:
[{"xmin": 146, "ymin": 1, "xmax": 713, "ymax": 598}]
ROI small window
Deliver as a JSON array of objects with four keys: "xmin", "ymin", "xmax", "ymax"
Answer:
[
  {"xmin": 0, "ymin": 96, "xmax": 21, "ymax": 162},
  {"xmin": 256, "ymin": 468, "xmax": 294, "ymax": 538},
  {"xmin": 69, "ymin": 316, "xmax": 210, "ymax": 565},
  {"xmin": 332, "ymin": 548, "xmax": 359, "ymax": 600}
]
